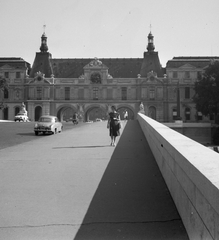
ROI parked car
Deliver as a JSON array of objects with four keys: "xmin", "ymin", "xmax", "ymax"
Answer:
[
  {"xmin": 64, "ymin": 117, "xmax": 73, "ymax": 122},
  {"xmin": 14, "ymin": 113, "xmax": 29, "ymax": 122},
  {"xmin": 34, "ymin": 115, "xmax": 63, "ymax": 135}
]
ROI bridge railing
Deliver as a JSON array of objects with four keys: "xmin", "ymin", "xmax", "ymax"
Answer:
[{"xmin": 138, "ymin": 113, "xmax": 219, "ymax": 240}]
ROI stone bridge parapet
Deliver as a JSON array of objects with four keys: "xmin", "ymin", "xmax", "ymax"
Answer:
[{"xmin": 138, "ymin": 113, "xmax": 219, "ymax": 240}]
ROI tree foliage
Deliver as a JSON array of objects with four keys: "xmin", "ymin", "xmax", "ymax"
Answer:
[
  {"xmin": 0, "ymin": 77, "xmax": 8, "ymax": 110},
  {"xmin": 0, "ymin": 77, "xmax": 8, "ymax": 91},
  {"xmin": 193, "ymin": 60, "xmax": 219, "ymax": 120}
]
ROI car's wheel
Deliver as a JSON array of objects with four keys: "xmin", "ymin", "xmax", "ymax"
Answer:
[
  {"xmin": 35, "ymin": 131, "xmax": 39, "ymax": 136},
  {"xmin": 59, "ymin": 126, "xmax": 63, "ymax": 133},
  {"xmin": 20, "ymin": 119, "xmax": 24, "ymax": 122}
]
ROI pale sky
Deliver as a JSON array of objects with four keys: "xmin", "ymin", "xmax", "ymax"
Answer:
[{"xmin": 0, "ymin": 0, "xmax": 219, "ymax": 67}]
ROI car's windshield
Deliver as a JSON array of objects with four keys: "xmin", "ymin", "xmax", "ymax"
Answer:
[{"xmin": 39, "ymin": 117, "xmax": 53, "ymax": 123}]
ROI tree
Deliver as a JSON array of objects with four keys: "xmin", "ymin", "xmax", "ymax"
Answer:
[
  {"xmin": 0, "ymin": 77, "xmax": 8, "ymax": 110},
  {"xmin": 193, "ymin": 60, "xmax": 219, "ymax": 123}
]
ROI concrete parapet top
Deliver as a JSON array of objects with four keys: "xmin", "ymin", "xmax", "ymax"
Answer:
[{"xmin": 163, "ymin": 122, "xmax": 212, "ymax": 128}]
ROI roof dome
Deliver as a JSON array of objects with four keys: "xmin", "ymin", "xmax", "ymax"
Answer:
[{"xmin": 148, "ymin": 32, "xmax": 153, "ymax": 38}]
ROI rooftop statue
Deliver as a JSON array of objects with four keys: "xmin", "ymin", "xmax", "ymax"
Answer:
[
  {"xmin": 20, "ymin": 102, "xmax": 27, "ymax": 115},
  {"xmin": 139, "ymin": 102, "xmax": 145, "ymax": 114}
]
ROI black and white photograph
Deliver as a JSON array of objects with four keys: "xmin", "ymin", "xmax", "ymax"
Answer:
[{"xmin": 0, "ymin": 0, "xmax": 219, "ymax": 239}]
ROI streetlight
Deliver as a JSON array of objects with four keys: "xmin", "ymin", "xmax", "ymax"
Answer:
[{"xmin": 176, "ymin": 81, "xmax": 182, "ymax": 121}]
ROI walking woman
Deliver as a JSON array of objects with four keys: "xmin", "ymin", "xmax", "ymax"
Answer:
[{"xmin": 107, "ymin": 105, "xmax": 121, "ymax": 146}]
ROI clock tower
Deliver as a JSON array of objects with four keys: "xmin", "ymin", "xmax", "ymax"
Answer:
[
  {"xmin": 29, "ymin": 28, "xmax": 53, "ymax": 78},
  {"xmin": 140, "ymin": 31, "xmax": 164, "ymax": 77}
]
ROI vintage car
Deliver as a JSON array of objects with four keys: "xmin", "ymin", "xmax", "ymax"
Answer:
[
  {"xmin": 34, "ymin": 115, "xmax": 63, "ymax": 135},
  {"xmin": 14, "ymin": 113, "xmax": 29, "ymax": 122}
]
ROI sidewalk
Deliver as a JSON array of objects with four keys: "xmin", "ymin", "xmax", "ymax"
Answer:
[{"xmin": 0, "ymin": 120, "xmax": 188, "ymax": 240}]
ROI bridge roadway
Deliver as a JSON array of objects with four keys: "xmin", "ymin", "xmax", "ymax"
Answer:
[{"xmin": 0, "ymin": 120, "xmax": 189, "ymax": 240}]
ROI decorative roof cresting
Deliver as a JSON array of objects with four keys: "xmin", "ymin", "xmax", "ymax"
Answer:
[{"xmin": 89, "ymin": 57, "xmax": 103, "ymax": 67}]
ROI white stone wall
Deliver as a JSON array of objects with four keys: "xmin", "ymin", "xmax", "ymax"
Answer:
[{"xmin": 138, "ymin": 113, "xmax": 219, "ymax": 240}]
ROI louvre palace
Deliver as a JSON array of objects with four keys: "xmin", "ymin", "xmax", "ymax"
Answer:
[{"xmin": 0, "ymin": 31, "xmax": 218, "ymax": 122}]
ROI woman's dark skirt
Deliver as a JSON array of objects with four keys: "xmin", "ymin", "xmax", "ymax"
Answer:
[{"xmin": 109, "ymin": 120, "xmax": 120, "ymax": 137}]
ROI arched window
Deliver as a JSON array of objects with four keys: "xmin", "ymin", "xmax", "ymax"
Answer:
[
  {"xmin": 35, "ymin": 106, "xmax": 42, "ymax": 121},
  {"xmin": 149, "ymin": 106, "xmax": 156, "ymax": 120},
  {"xmin": 3, "ymin": 107, "xmax": 8, "ymax": 120},
  {"xmin": 15, "ymin": 107, "xmax": 20, "ymax": 116}
]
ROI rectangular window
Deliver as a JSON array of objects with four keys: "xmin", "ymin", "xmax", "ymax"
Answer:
[
  {"xmin": 65, "ymin": 87, "xmax": 70, "ymax": 100},
  {"xmin": 36, "ymin": 87, "xmax": 42, "ymax": 100},
  {"xmin": 4, "ymin": 89, "xmax": 8, "ymax": 99},
  {"xmin": 107, "ymin": 88, "xmax": 112, "ymax": 100},
  {"xmin": 185, "ymin": 108, "xmax": 190, "ymax": 120},
  {"xmin": 93, "ymin": 87, "xmax": 98, "ymax": 100},
  {"xmin": 173, "ymin": 71, "xmax": 178, "ymax": 78},
  {"xmin": 198, "ymin": 111, "xmax": 203, "ymax": 121},
  {"xmin": 121, "ymin": 87, "xmax": 127, "ymax": 100},
  {"xmin": 173, "ymin": 109, "xmax": 177, "ymax": 120},
  {"xmin": 55, "ymin": 88, "xmax": 60, "ymax": 100},
  {"xmin": 185, "ymin": 87, "xmax": 190, "ymax": 99},
  {"xmin": 29, "ymin": 87, "xmax": 34, "ymax": 99},
  {"xmin": 4, "ymin": 72, "xmax": 9, "ymax": 78},
  {"xmin": 197, "ymin": 71, "xmax": 202, "ymax": 80},
  {"xmin": 186, "ymin": 114, "xmax": 190, "ymax": 121},
  {"xmin": 149, "ymin": 89, "xmax": 155, "ymax": 100},
  {"xmin": 78, "ymin": 89, "xmax": 84, "ymax": 100},
  {"xmin": 157, "ymin": 87, "xmax": 163, "ymax": 99},
  {"xmin": 16, "ymin": 72, "xmax": 21, "ymax": 78},
  {"xmin": 185, "ymin": 71, "xmax": 190, "ymax": 79},
  {"xmin": 141, "ymin": 88, "xmax": 147, "ymax": 99},
  {"xmin": 44, "ymin": 87, "xmax": 50, "ymax": 99}
]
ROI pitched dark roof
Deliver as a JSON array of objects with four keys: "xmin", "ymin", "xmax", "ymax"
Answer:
[
  {"xmin": 166, "ymin": 56, "xmax": 219, "ymax": 68},
  {"xmin": 0, "ymin": 57, "xmax": 30, "ymax": 70},
  {"xmin": 29, "ymin": 52, "xmax": 53, "ymax": 78},
  {"xmin": 140, "ymin": 51, "xmax": 164, "ymax": 77},
  {"xmin": 0, "ymin": 57, "xmax": 24, "ymax": 61},
  {"xmin": 29, "ymin": 51, "xmax": 165, "ymax": 79},
  {"xmin": 50, "ymin": 58, "xmax": 143, "ymax": 78}
]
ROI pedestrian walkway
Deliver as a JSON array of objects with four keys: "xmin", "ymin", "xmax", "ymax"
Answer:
[{"xmin": 0, "ymin": 120, "xmax": 189, "ymax": 240}]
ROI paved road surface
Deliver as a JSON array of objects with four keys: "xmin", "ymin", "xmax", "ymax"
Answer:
[
  {"xmin": 0, "ymin": 121, "xmax": 81, "ymax": 150},
  {"xmin": 0, "ymin": 120, "xmax": 188, "ymax": 240}
]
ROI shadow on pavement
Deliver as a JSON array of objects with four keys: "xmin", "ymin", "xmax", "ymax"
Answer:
[
  {"xmin": 74, "ymin": 120, "xmax": 189, "ymax": 240},
  {"xmin": 17, "ymin": 132, "xmax": 36, "ymax": 136},
  {"xmin": 53, "ymin": 145, "xmax": 111, "ymax": 149}
]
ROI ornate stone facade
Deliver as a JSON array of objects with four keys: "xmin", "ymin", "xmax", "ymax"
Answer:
[{"xmin": 1, "ymin": 32, "xmax": 218, "ymax": 123}]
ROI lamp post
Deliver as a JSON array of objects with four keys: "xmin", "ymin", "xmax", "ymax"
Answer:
[
  {"xmin": 212, "ymin": 81, "xmax": 218, "ymax": 124},
  {"xmin": 176, "ymin": 81, "xmax": 182, "ymax": 121}
]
